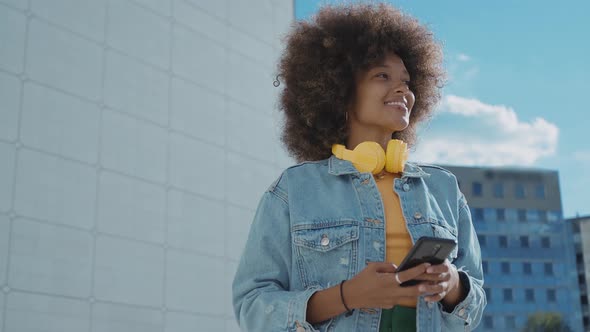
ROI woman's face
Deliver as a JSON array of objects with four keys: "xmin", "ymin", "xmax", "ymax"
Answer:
[{"xmin": 348, "ymin": 53, "xmax": 415, "ymax": 137}]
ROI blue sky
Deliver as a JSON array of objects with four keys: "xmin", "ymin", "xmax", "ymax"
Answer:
[{"xmin": 295, "ymin": 0, "xmax": 590, "ymax": 218}]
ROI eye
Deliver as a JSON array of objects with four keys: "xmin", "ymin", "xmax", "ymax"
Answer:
[{"xmin": 375, "ymin": 72, "xmax": 389, "ymax": 79}]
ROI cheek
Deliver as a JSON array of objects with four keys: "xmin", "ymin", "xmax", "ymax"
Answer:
[{"xmin": 408, "ymin": 92, "xmax": 416, "ymax": 111}]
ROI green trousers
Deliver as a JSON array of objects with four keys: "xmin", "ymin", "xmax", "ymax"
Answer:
[{"xmin": 379, "ymin": 306, "xmax": 417, "ymax": 332}]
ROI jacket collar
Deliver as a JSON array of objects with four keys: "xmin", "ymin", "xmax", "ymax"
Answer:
[{"xmin": 327, "ymin": 155, "xmax": 430, "ymax": 179}]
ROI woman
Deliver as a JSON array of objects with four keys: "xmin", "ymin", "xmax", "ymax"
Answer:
[{"xmin": 232, "ymin": 3, "xmax": 486, "ymax": 331}]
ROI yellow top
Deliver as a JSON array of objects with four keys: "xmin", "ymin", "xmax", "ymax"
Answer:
[{"xmin": 374, "ymin": 171, "xmax": 417, "ymax": 307}]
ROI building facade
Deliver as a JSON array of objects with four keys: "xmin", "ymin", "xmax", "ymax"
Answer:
[
  {"xmin": 442, "ymin": 165, "xmax": 583, "ymax": 332},
  {"xmin": 569, "ymin": 215, "xmax": 590, "ymax": 331},
  {"xmin": 0, "ymin": 1, "xmax": 294, "ymax": 331}
]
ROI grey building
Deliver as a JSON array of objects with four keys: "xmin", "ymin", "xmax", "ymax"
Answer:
[
  {"xmin": 568, "ymin": 215, "xmax": 590, "ymax": 331},
  {"xmin": 0, "ymin": 1, "xmax": 294, "ymax": 331},
  {"xmin": 441, "ymin": 164, "xmax": 583, "ymax": 332}
]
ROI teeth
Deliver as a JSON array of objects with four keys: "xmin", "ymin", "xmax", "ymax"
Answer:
[{"xmin": 385, "ymin": 101, "xmax": 406, "ymax": 107}]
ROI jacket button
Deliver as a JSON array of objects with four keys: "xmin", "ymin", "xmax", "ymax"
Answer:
[
  {"xmin": 296, "ymin": 326, "xmax": 305, "ymax": 332},
  {"xmin": 321, "ymin": 235, "xmax": 330, "ymax": 246},
  {"xmin": 458, "ymin": 308, "xmax": 466, "ymax": 317},
  {"xmin": 414, "ymin": 212, "xmax": 422, "ymax": 219},
  {"xmin": 403, "ymin": 183, "xmax": 410, "ymax": 191}
]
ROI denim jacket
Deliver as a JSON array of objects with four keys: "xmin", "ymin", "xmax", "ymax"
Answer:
[{"xmin": 232, "ymin": 156, "xmax": 486, "ymax": 331}]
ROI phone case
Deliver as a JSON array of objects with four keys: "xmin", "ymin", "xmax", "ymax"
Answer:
[{"xmin": 396, "ymin": 236, "xmax": 457, "ymax": 287}]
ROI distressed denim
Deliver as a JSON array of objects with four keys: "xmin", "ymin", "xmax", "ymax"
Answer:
[{"xmin": 232, "ymin": 156, "xmax": 486, "ymax": 331}]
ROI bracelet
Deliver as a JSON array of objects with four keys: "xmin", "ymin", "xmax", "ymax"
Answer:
[{"xmin": 340, "ymin": 280, "xmax": 355, "ymax": 317}]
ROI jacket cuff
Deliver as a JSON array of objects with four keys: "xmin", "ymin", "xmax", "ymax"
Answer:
[
  {"xmin": 440, "ymin": 271, "xmax": 476, "ymax": 326},
  {"xmin": 287, "ymin": 285, "xmax": 324, "ymax": 332}
]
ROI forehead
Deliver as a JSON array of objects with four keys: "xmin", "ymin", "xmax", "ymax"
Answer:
[{"xmin": 372, "ymin": 54, "xmax": 409, "ymax": 74}]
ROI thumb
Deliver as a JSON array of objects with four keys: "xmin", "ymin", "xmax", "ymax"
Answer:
[{"xmin": 372, "ymin": 262, "xmax": 398, "ymax": 273}]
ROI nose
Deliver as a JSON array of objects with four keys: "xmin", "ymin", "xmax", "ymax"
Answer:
[{"xmin": 393, "ymin": 82, "xmax": 409, "ymax": 94}]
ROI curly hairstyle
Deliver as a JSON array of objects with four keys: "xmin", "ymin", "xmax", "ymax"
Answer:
[{"xmin": 277, "ymin": 3, "xmax": 445, "ymax": 162}]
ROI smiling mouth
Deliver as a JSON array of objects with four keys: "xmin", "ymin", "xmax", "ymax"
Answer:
[{"xmin": 384, "ymin": 101, "xmax": 408, "ymax": 112}]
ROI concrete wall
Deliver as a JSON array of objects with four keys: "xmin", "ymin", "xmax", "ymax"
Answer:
[{"xmin": 0, "ymin": 0, "xmax": 294, "ymax": 331}]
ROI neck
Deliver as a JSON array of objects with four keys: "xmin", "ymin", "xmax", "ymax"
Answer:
[{"xmin": 346, "ymin": 128, "xmax": 393, "ymax": 151}]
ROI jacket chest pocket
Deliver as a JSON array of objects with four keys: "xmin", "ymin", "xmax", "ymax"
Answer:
[
  {"xmin": 431, "ymin": 223, "xmax": 459, "ymax": 262},
  {"xmin": 292, "ymin": 223, "xmax": 359, "ymax": 288}
]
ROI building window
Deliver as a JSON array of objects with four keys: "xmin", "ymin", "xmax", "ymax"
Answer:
[
  {"xmin": 503, "ymin": 288, "xmax": 513, "ymax": 302},
  {"xmin": 497, "ymin": 208, "xmax": 506, "ymax": 221},
  {"xmin": 478, "ymin": 235, "xmax": 486, "ymax": 247},
  {"xmin": 538, "ymin": 210, "xmax": 548, "ymax": 222},
  {"xmin": 544, "ymin": 262, "xmax": 553, "ymax": 276},
  {"xmin": 505, "ymin": 315, "xmax": 516, "ymax": 329},
  {"xmin": 484, "ymin": 208, "xmax": 495, "ymax": 221},
  {"xmin": 542, "ymin": 237, "xmax": 551, "ymax": 249},
  {"xmin": 515, "ymin": 183, "xmax": 526, "ymax": 199},
  {"xmin": 484, "ymin": 315, "xmax": 494, "ymax": 329},
  {"xmin": 547, "ymin": 289, "xmax": 557, "ymax": 302},
  {"xmin": 581, "ymin": 295, "xmax": 588, "ymax": 305},
  {"xmin": 548, "ymin": 211, "xmax": 561, "ymax": 222},
  {"xmin": 523, "ymin": 262, "xmax": 532, "ymax": 275},
  {"xmin": 499, "ymin": 236, "xmax": 508, "ymax": 248},
  {"xmin": 484, "ymin": 287, "xmax": 492, "ymax": 302},
  {"xmin": 501, "ymin": 262, "xmax": 511, "ymax": 274},
  {"xmin": 577, "ymin": 253, "xmax": 584, "ymax": 264},
  {"xmin": 482, "ymin": 261, "xmax": 488, "ymax": 274},
  {"xmin": 535, "ymin": 184, "xmax": 546, "ymax": 199},
  {"xmin": 520, "ymin": 236, "xmax": 529, "ymax": 248},
  {"xmin": 518, "ymin": 209, "xmax": 527, "ymax": 222},
  {"xmin": 493, "ymin": 183, "xmax": 504, "ymax": 198},
  {"xmin": 473, "ymin": 182, "xmax": 483, "ymax": 197},
  {"xmin": 527, "ymin": 209, "xmax": 540, "ymax": 222},
  {"xmin": 474, "ymin": 208, "xmax": 484, "ymax": 221},
  {"xmin": 526, "ymin": 289, "xmax": 535, "ymax": 302}
]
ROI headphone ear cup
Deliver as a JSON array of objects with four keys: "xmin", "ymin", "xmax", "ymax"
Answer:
[
  {"xmin": 385, "ymin": 139, "xmax": 408, "ymax": 173},
  {"xmin": 352, "ymin": 142, "xmax": 386, "ymax": 174}
]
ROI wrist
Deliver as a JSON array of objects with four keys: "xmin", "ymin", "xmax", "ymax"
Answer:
[
  {"xmin": 342, "ymin": 279, "xmax": 362, "ymax": 309},
  {"xmin": 441, "ymin": 272, "xmax": 467, "ymax": 311}
]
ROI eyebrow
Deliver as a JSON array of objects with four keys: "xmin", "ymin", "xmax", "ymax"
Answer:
[{"xmin": 373, "ymin": 64, "xmax": 410, "ymax": 77}]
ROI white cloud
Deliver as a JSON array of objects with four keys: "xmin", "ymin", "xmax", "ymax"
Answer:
[
  {"xmin": 457, "ymin": 53, "xmax": 471, "ymax": 62},
  {"xmin": 412, "ymin": 95, "xmax": 559, "ymax": 166},
  {"xmin": 447, "ymin": 53, "xmax": 477, "ymax": 83}
]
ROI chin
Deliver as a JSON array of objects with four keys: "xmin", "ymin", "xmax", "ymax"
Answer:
[{"xmin": 387, "ymin": 122, "xmax": 409, "ymax": 133}]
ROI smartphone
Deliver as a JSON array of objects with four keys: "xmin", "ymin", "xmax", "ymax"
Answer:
[{"xmin": 396, "ymin": 236, "xmax": 457, "ymax": 287}]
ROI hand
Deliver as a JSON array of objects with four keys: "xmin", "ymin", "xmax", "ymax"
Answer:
[
  {"xmin": 344, "ymin": 261, "xmax": 432, "ymax": 309},
  {"xmin": 413, "ymin": 259, "xmax": 460, "ymax": 304}
]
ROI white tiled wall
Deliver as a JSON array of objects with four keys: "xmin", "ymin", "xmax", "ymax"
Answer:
[{"xmin": 0, "ymin": 0, "xmax": 294, "ymax": 331}]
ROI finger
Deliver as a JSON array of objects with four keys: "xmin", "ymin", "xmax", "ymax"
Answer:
[
  {"xmin": 395, "ymin": 284, "xmax": 425, "ymax": 297},
  {"xmin": 397, "ymin": 263, "xmax": 431, "ymax": 282},
  {"xmin": 371, "ymin": 262, "xmax": 398, "ymax": 273},
  {"xmin": 425, "ymin": 264, "xmax": 450, "ymax": 274},
  {"xmin": 419, "ymin": 282, "xmax": 448, "ymax": 295},
  {"xmin": 413, "ymin": 272, "xmax": 449, "ymax": 282},
  {"xmin": 425, "ymin": 290, "xmax": 447, "ymax": 302}
]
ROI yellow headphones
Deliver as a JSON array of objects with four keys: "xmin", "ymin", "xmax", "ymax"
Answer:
[{"xmin": 332, "ymin": 139, "xmax": 408, "ymax": 174}]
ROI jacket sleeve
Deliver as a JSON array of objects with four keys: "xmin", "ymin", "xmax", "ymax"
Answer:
[
  {"xmin": 440, "ymin": 192, "xmax": 487, "ymax": 331},
  {"xmin": 232, "ymin": 190, "xmax": 322, "ymax": 332}
]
